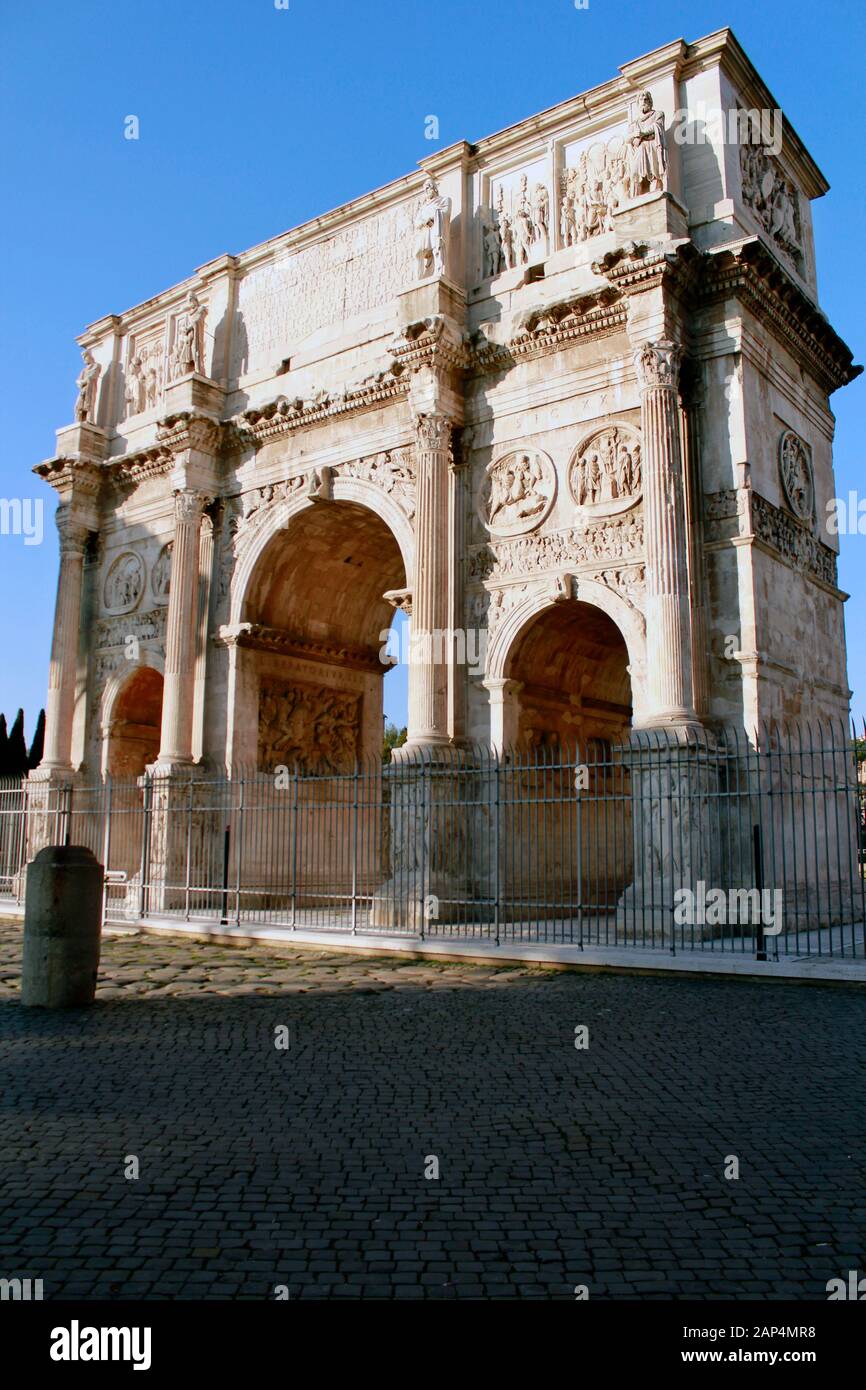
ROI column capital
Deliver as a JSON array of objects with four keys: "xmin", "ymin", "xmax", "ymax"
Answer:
[
  {"xmin": 383, "ymin": 587, "xmax": 413, "ymax": 617},
  {"xmin": 634, "ymin": 339, "xmax": 682, "ymax": 391},
  {"xmin": 54, "ymin": 507, "xmax": 90, "ymax": 554},
  {"xmin": 173, "ymin": 488, "xmax": 210, "ymax": 523},
  {"xmin": 413, "ymin": 410, "xmax": 452, "ymax": 452}
]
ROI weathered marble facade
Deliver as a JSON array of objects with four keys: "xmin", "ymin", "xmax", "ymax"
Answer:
[{"xmin": 32, "ymin": 30, "xmax": 859, "ymax": 797}]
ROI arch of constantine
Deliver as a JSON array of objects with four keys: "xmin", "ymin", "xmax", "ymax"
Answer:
[{"xmin": 26, "ymin": 30, "xmax": 862, "ymax": 943}]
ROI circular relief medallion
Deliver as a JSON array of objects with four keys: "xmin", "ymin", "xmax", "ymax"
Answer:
[
  {"xmin": 151, "ymin": 542, "xmax": 173, "ymax": 602},
  {"xmin": 568, "ymin": 422, "xmax": 642, "ymax": 519},
  {"xmin": 778, "ymin": 430, "xmax": 814, "ymax": 524},
  {"xmin": 103, "ymin": 550, "xmax": 144, "ymax": 614},
  {"xmin": 478, "ymin": 448, "xmax": 556, "ymax": 538}
]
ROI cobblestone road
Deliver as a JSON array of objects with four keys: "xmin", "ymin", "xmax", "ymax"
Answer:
[{"xmin": 0, "ymin": 924, "xmax": 864, "ymax": 1300}]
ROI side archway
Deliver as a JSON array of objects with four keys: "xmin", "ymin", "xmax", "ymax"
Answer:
[
  {"xmin": 100, "ymin": 653, "xmax": 165, "ymax": 776},
  {"xmin": 483, "ymin": 577, "xmax": 647, "ymax": 751}
]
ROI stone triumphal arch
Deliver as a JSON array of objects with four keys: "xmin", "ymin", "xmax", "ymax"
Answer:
[{"xmin": 29, "ymin": 30, "xmax": 860, "ymax": 932}]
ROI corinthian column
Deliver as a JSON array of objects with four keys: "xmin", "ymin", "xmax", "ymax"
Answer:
[
  {"xmin": 406, "ymin": 411, "xmax": 452, "ymax": 747},
  {"xmin": 41, "ymin": 509, "xmax": 89, "ymax": 771},
  {"xmin": 634, "ymin": 340, "xmax": 698, "ymax": 728},
  {"xmin": 156, "ymin": 489, "xmax": 208, "ymax": 766}
]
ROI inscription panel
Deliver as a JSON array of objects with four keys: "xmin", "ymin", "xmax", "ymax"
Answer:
[{"xmin": 233, "ymin": 200, "xmax": 416, "ymax": 375}]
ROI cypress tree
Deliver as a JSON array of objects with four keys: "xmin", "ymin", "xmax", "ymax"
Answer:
[
  {"xmin": 27, "ymin": 709, "xmax": 45, "ymax": 770},
  {"xmin": 7, "ymin": 709, "xmax": 28, "ymax": 778},
  {"xmin": 0, "ymin": 714, "xmax": 8, "ymax": 778}
]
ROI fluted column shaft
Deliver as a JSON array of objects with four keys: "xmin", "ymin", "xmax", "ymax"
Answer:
[
  {"xmin": 157, "ymin": 490, "xmax": 207, "ymax": 764},
  {"xmin": 42, "ymin": 510, "xmax": 89, "ymax": 770},
  {"xmin": 635, "ymin": 341, "xmax": 698, "ymax": 726},
  {"xmin": 407, "ymin": 412, "xmax": 451, "ymax": 746},
  {"xmin": 680, "ymin": 364, "xmax": 710, "ymax": 719}
]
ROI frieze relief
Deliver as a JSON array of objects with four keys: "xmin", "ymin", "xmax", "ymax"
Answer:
[
  {"xmin": 339, "ymin": 447, "xmax": 416, "ymax": 518},
  {"xmin": 227, "ymin": 447, "xmax": 417, "ymax": 560},
  {"xmin": 560, "ymin": 137, "xmax": 628, "ymax": 246},
  {"xmin": 483, "ymin": 171, "xmax": 551, "ymax": 278},
  {"xmin": 124, "ymin": 327, "xmax": 167, "ymax": 419},
  {"xmin": 559, "ymin": 90, "xmax": 666, "ymax": 248},
  {"xmin": 703, "ymin": 486, "xmax": 836, "ymax": 588},
  {"xmin": 94, "ymin": 650, "xmax": 128, "ymax": 687},
  {"xmin": 469, "ymin": 559, "xmax": 646, "ymax": 635},
  {"xmin": 258, "ymin": 678, "xmax": 360, "ymax": 772},
  {"xmin": 469, "ymin": 513, "xmax": 644, "ymax": 582},
  {"xmin": 752, "ymin": 493, "xmax": 835, "ymax": 586},
  {"xmin": 95, "ymin": 607, "xmax": 167, "ymax": 654}
]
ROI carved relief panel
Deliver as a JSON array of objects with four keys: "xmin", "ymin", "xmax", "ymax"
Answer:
[
  {"xmin": 482, "ymin": 159, "xmax": 550, "ymax": 278},
  {"xmin": 258, "ymin": 678, "xmax": 360, "ymax": 772},
  {"xmin": 151, "ymin": 543, "xmax": 172, "ymax": 602},
  {"xmin": 123, "ymin": 323, "xmax": 167, "ymax": 419},
  {"xmin": 477, "ymin": 448, "xmax": 557, "ymax": 538},
  {"xmin": 778, "ymin": 429, "xmax": 814, "ymax": 526},
  {"xmin": 740, "ymin": 141, "xmax": 801, "ymax": 262},
  {"xmin": 568, "ymin": 423, "xmax": 642, "ymax": 518},
  {"xmin": 103, "ymin": 551, "xmax": 145, "ymax": 614},
  {"xmin": 560, "ymin": 130, "xmax": 629, "ymax": 246}
]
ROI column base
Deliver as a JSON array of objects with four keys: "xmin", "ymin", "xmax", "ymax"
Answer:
[
  {"xmin": 370, "ymin": 870, "xmax": 470, "ymax": 931},
  {"xmin": 390, "ymin": 735, "xmax": 456, "ymax": 763},
  {"xmin": 371, "ymin": 745, "xmax": 471, "ymax": 930},
  {"xmin": 145, "ymin": 758, "xmax": 195, "ymax": 779}
]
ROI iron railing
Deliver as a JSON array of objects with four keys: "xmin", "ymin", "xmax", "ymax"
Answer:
[{"xmin": 1, "ymin": 724, "xmax": 864, "ymax": 957}]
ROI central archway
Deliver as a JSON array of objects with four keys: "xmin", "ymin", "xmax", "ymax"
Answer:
[{"xmin": 236, "ymin": 496, "xmax": 408, "ymax": 768}]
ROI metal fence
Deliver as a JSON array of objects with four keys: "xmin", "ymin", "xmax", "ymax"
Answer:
[{"xmin": 1, "ymin": 724, "xmax": 864, "ymax": 957}]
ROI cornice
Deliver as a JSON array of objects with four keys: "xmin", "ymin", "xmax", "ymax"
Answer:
[
  {"xmin": 32, "ymin": 455, "xmax": 103, "ymax": 498},
  {"xmin": 217, "ymin": 622, "xmax": 384, "ymax": 674},
  {"xmin": 591, "ymin": 239, "xmax": 704, "ymax": 302},
  {"xmin": 156, "ymin": 410, "xmax": 223, "ymax": 456},
  {"xmin": 700, "ymin": 240, "xmax": 861, "ymax": 395},
  {"xmin": 389, "ymin": 314, "xmax": 470, "ymax": 376},
  {"xmin": 240, "ymin": 369, "xmax": 411, "ymax": 447},
  {"xmin": 472, "ymin": 290, "xmax": 626, "ymax": 376}
]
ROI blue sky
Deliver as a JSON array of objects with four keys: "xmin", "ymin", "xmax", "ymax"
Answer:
[{"xmin": 1, "ymin": 0, "xmax": 863, "ymax": 740}]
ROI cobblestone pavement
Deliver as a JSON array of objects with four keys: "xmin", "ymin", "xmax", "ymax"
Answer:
[{"xmin": 0, "ymin": 923, "xmax": 864, "ymax": 1300}]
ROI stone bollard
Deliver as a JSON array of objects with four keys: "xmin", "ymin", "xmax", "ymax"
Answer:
[{"xmin": 21, "ymin": 846, "xmax": 104, "ymax": 1008}]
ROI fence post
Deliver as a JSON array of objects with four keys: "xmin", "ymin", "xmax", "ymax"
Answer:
[
  {"xmin": 290, "ymin": 764, "xmax": 299, "ymax": 929},
  {"xmin": 235, "ymin": 775, "xmax": 245, "ymax": 925},
  {"xmin": 419, "ymin": 752, "xmax": 427, "ymax": 942},
  {"xmin": 493, "ymin": 751, "xmax": 501, "ymax": 949},
  {"xmin": 184, "ymin": 779, "xmax": 194, "ymax": 921},
  {"xmin": 350, "ymin": 762, "xmax": 359, "ymax": 935},
  {"xmin": 753, "ymin": 822, "xmax": 766, "ymax": 961},
  {"xmin": 100, "ymin": 776, "xmax": 113, "ymax": 928},
  {"xmin": 138, "ymin": 776, "xmax": 152, "ymax": 919},
  {"xmin": 17, "ymin": 779, "xmax": 31, "ymax": 905}
]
